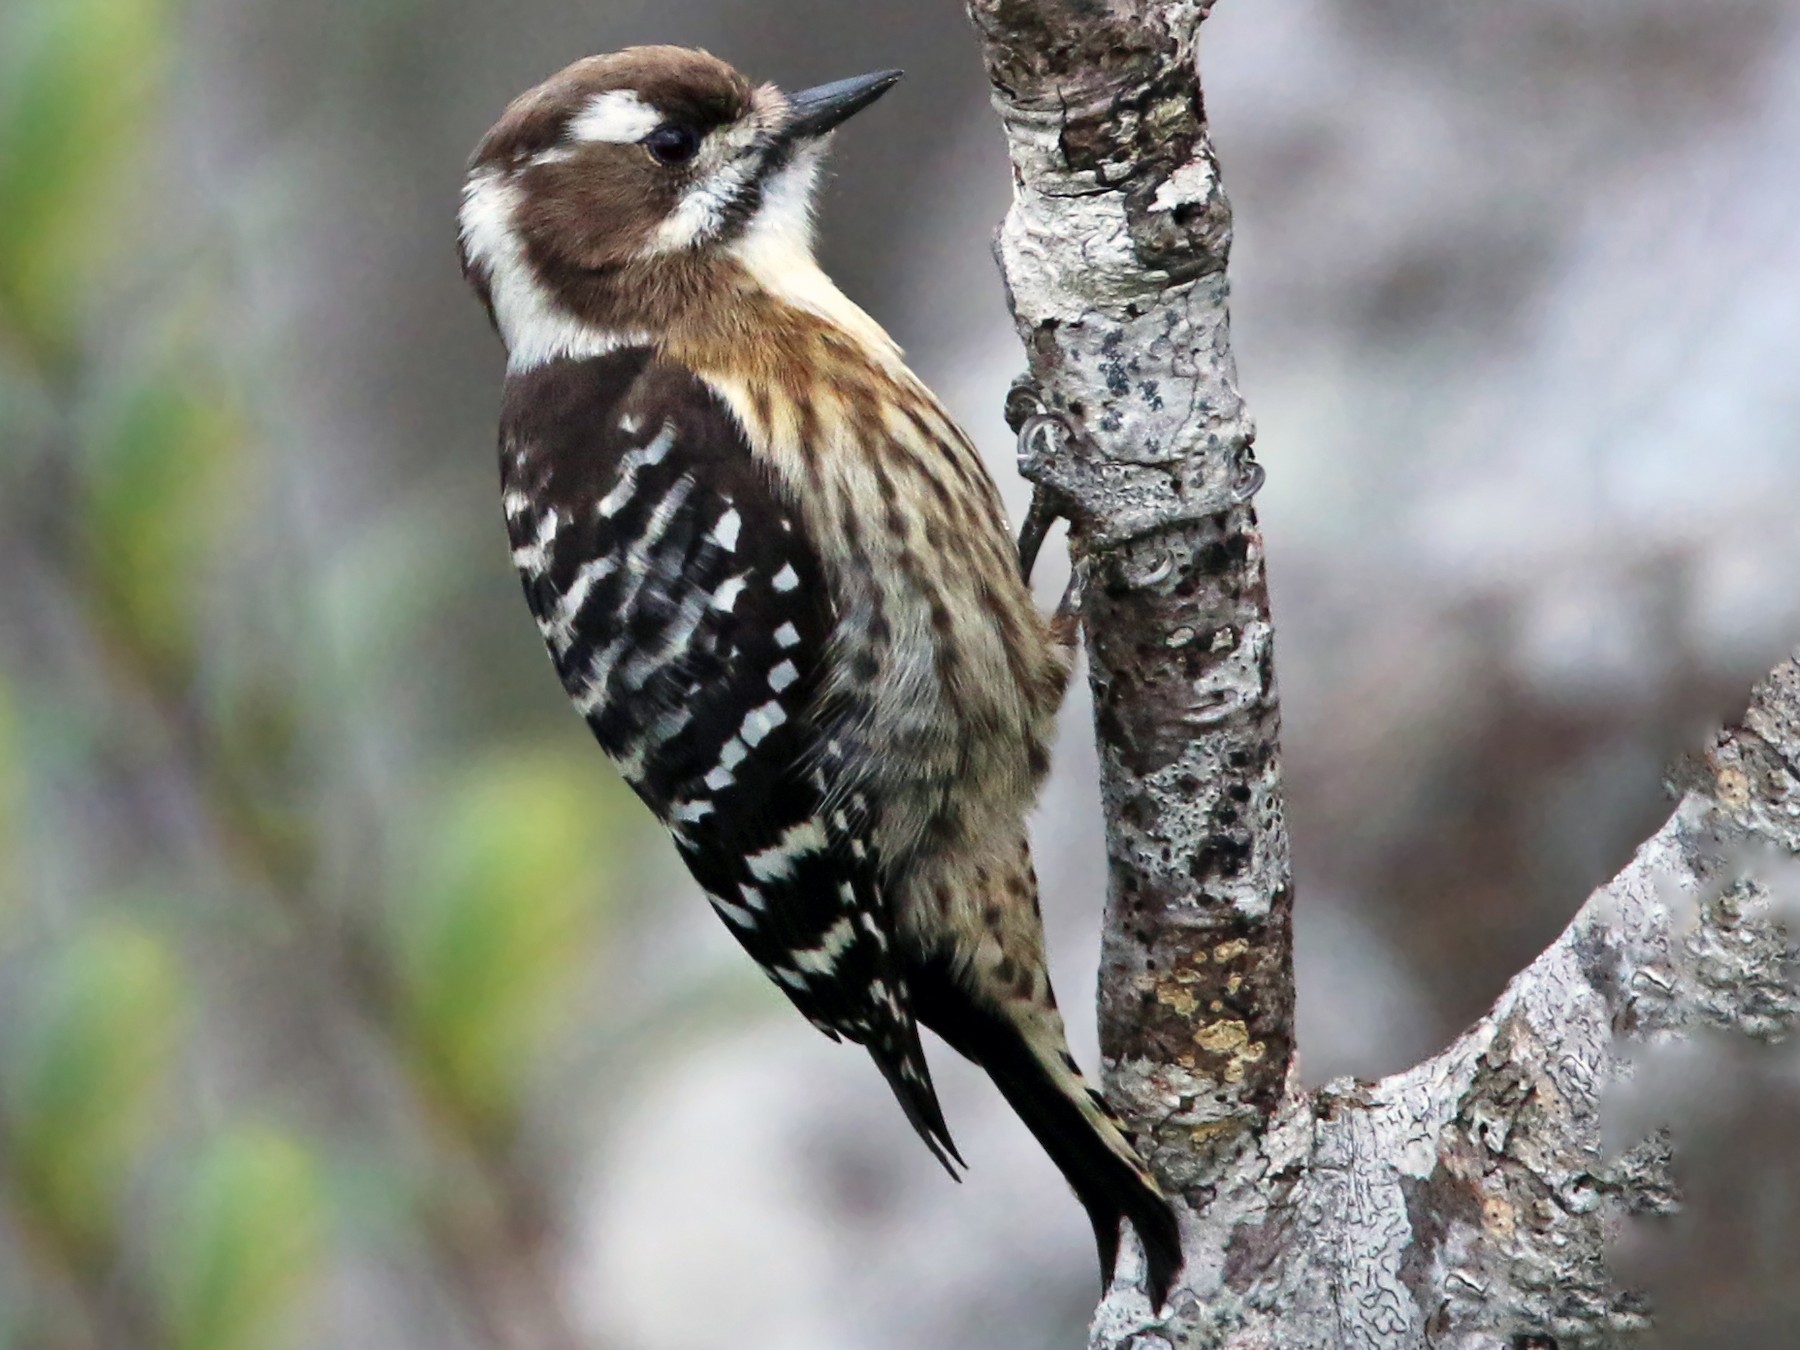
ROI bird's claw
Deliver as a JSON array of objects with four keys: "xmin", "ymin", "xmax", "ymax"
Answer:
[
  {"xmin": 1017, "ymin": 487, "xmax": 1064, "ymax": 583},
  {"xmin": 1049, "ymin": 568, "xmax": 1084, "ymax": 648},
  {"xmin": 1007, "ymin": 377, "xmax": 1077, "ymax": 584}
]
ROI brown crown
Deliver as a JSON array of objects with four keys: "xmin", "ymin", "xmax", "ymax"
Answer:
[{"xmin": 469, "ymin": 46, "xmax": 753, "ymax": 173}]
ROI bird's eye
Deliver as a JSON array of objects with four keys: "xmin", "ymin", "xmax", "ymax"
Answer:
[{"xmin": 644, "ymin": 124, "xmax": 701, "ymax": 165}]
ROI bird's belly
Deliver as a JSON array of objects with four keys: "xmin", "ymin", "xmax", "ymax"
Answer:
[{"xmin": 825, "ymin": 558, "xmax": 1060, "ymax": 878}]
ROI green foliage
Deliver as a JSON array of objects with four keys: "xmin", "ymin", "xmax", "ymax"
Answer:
[
  {"xmin": 162, "ymin": 1128, "xmax": 326, "ymax": 1350},
  {"xmin": 8, "ymin": 920, "xmax": 185, "ymax": 1264},
  {"xmin": 394, "ymin": 751, "xmax": 619, "ymax": 1140},
  {"xmin": 0, "ymin": 0, "xmax": 178, "ymax": 368},
  {"xmin": 82, "ymin": 356, "xmax": 244, "ymax": 684},
  {"xmin": 0, "ymin": 2, "xmax": 652, "ymax": 1339}
]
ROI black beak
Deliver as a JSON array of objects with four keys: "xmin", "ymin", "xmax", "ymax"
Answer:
[{"xmin": 783, "ymin": 69, "xmax": 904, "ymax": 140}]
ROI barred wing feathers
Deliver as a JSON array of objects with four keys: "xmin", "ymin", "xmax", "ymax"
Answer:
[{"xmin": 498, "ymin": 348, "xmax": 958, "ymax": 1171}]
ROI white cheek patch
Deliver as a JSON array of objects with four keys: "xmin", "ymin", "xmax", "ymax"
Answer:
[
  {"xmin": 569, "ymin": 90, "xmax": 662, "ymax": 144},
  {"xmin": 649, "ymin": 167, "xmax": 749, "ymax": 254},
  {"xmin": 644, "ymin": 116, "xmax": 764, "ymax": 255},
  {"xmin": 459, "ymin": 168, "xmax": 648, "ymax": 372}
]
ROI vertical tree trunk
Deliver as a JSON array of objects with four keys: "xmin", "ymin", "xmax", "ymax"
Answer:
[
  {"xmin": 966, "ymin": 4, "xmax": 1800, "ymax": 1346},
  {"xmin": 971, "ymin": 0, "xmax": 1294, "ymax": 1169}
]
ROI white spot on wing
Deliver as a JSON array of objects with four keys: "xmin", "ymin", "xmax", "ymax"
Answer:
[
  {"xmin": 545, "ymin": 555, "xmax": 618, "ymax": 652},
  {"xmin": 708, "ymin": 892, "xmax": 757, "ymax": 927},
  {"xmin": 746, "ymin": 818, "xmax": 828, "ymax": 882},
  {"xmin": 615, "ymin": 702, "xmax": 694, "ymax": 779},
  {"xmin": 704, "ymin": 766, "xmax": 735, "ymax": 791},
  {"xmin": 768, "ymin": 660, "xmax": 799, "ymax": 693},
  {"xmin": 747, "ymin": 849, "xmax": 792, "ymax": 883},
  {"xmin": 621, "ymin": 562, "xmax": 717, "ymax": 690},
  {"xmin": 711, "ymin": 508, "xmax": 741, "ymax": 552},
  {"xmin": 774, "ymin": 622, "xmax": 801, "ymax": 649},
  {"xmin": 792, "ymin": 944, "xmax": 837, "ymax": 977},
  {"xmin": 772, "ymin": 563, "xmax": 799, "ymax": 592},
  {"xmin": 642, "ymin": 421, "xmax": 676, "ymax": 464},
  {"xmin": 573, "ymin": 676, "xmax": 609, "ymax": 718},
  {"xmin": 599, "ymin": 421, "xmax": 677, "ymax": 518},
  {"xmin": 711, "ymin": 574, "xmax": 749, "ymax": 613},
  {"xmin": 511, "ymin": 507, "xmax": 561, "ymax": 574},
  {"xmin": 820, "ymin": 919, "xmax": 855, "ymax": 958},
  {"xmin": 740, "ymin": 701, "xmax": 787, "ymax": 747},
  {"xmin": 565, "ymin": 474, "xmax": 695, "ymax": 707}
]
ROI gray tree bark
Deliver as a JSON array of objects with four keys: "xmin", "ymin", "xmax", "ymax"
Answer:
[{"xmin": 964, "ymin": 2, "xmax": 1800, "ymax": 1346}]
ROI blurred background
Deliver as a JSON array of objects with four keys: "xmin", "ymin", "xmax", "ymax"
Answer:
[{"xmin": 0, "ymin": 0, "xmax": 1796, "ymax": 1346}]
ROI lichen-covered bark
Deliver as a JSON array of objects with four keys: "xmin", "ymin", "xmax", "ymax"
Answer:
[
  {"xmin": 1143, "ymin": 677, "xmax": 1799, "ymax": 1350},
  {"xmin": 965, "ymin": 2, "xmax": 1800, "ymax": 1346},
  {"xmin": 968, "ymin": 0, "xmax": 1293, "ymax": 1183}
]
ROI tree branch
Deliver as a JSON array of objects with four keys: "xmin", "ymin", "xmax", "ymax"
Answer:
[
  {"xmin": 966, "ymin": 2, "xmax": 1800, "ymax": 1345},
  {"xmin": 969, "ymin": 0, "xmax": 1292, "ymax": 1164}
]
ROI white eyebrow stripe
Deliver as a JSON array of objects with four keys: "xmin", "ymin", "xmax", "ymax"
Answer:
[{"xmin": 569, "ymin": 91, "xmax": 663, "ymax": 144}]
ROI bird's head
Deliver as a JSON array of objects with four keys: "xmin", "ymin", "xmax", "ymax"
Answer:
[{"xmin": 459, "ymin": 46, "xmax": 901, "ymax": 369}]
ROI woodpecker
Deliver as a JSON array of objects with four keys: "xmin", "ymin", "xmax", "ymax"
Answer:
[{"xmin": 458, "ymin": 46, "xmax": 1181, "ymax": 1304}]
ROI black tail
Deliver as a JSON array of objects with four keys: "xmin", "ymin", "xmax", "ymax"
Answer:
[
  {"xmin": 909, "ymin": 953, "xmax": 1183, "ymax": 1307},
  {"xmin": 865, "ymin": 1011, "xmax": 965, "ymax": 1179}
]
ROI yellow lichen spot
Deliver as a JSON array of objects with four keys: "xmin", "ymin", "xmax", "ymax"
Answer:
[
  {"xmin": 1213, "ymin": 939, "xmax": 1249, "ymax": 964},
  {"xmin": 1193, "ymin": 1019, "xmax": 1250, "ymax": 1054},
  {"xmin": 1177, "ymin": 1053, "xmax": 1197, "ymax": 1069},
  {"xmin": 1226, "ymin": 973, "xmax": 1243, "ymax": 995},
  {"xmin": 1716, "ymin": 765, "xmax": 1752, "ymax": 812},
  {"xmin": 1481, "ymin": 1191, "xmax": 1516, "ymax": 1240},
  {"xmin": 1191, "ymin": 1020, "xmax": 1270, "ymax": 1088},
  {"xmin": 1188, "ymin": 1120, "xmax": 1238, "ymax": 1146},
  {"xmin": 1208, "ymin": 1000, "xmax": 1223, "ymax": 1013},
  {"xmin": 1156, "ymin": 983, "xmax": 1199, "ymax": 1017}
]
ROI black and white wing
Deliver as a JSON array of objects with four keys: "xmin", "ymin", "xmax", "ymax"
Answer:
[{"xmin": 497, "ymin": 348, "xmax": 958, "ymax": 1170}]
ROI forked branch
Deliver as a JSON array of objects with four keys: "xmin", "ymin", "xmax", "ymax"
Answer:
[{"xmin": 965, "ymin": 2, "xmax": 1800, "ymax": 1345}]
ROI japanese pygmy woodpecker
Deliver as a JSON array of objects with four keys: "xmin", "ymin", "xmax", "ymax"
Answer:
[{"xmin": 457, "ymin": 45, "xmax": 1182, "ymax": 1304}]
